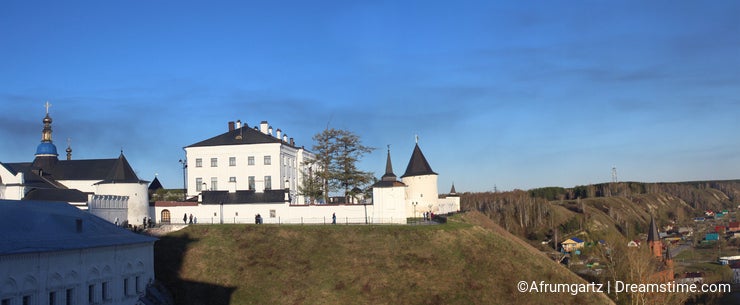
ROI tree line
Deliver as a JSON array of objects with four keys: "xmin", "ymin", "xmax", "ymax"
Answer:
[{"xmin": 528, "ymin": 180, "xmax": 740, "ymax": 211}]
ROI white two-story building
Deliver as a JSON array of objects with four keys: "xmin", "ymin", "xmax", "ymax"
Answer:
[{"xmin": 183, "ymin": 120, "xmax": 313, "ymax": 205}]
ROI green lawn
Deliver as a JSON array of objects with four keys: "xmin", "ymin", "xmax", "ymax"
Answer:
[{"xmin": 154, "ymin": 213, "xmax": 615, "ymax": 305}]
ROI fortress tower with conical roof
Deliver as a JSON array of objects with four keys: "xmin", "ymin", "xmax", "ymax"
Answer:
[
  {"xmin": 369, "ymin": 138, "xmax": 460, "ymax": 221},
  {"xmin": 370, "ymin": 147, "xmax": 407, "ymax": 222},
  {"xmin": 401, "ymin": 142, "xmax": 439, "ymax": 217}
]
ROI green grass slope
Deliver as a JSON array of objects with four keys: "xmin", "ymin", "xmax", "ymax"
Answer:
[{"xmin": 155, "ymin": 212, "xmax": 614, "ymax": 305}]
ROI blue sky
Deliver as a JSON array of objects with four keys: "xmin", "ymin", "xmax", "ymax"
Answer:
[{"xmin": 1, "ymin": 1, "xmax": 739, "ymax": 192}]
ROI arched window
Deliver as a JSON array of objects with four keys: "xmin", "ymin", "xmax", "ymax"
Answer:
[{"xmin": 161, "ymin": 210, "xmax": 171, "ymax": 223}]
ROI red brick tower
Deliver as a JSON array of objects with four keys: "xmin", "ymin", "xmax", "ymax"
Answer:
[{"xmin": 647, "ymin": 215, "xmax": 662, "ymax": 258}]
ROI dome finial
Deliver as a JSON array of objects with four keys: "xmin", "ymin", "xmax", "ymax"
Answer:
[
  {"xmin": 35, "ymin": 101, "xmax": 58, "ymax": 157},
  {"xmin": 41, "ymin": 102, "xmax": 53, "ymax": 142},
  {"xmin": 66, "ymin": 138, "xmax": 72, "ymax": 160}
]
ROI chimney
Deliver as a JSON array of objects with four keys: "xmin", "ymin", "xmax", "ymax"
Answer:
[
  {"xmin": 228, "ymin": 121, "xmax": 235, "ymax": 131},
  {"xmin": 236, "ymin": 120, "xmax": 242, "ymax": 129},
  {"xmin": 276, "ymin": 129, "xmax": 282, "ymax": 139},
  {"xmin": 260, "ymin": 121, "xmax": 269, "ymax": 134},
  {"xmin": 76, "ymin": 218, "xmax": 83, "ymax": 233},
  {"xmin": 283, "ymin": 134, "xmax": 288, "ymax": 142},
  {"xmin": 268, "ymin": 126, "xmax": 273, "ymax": 136},
  {"xmin": 290, "ymin": 138, "xmax": 295, "ymax": 146}
]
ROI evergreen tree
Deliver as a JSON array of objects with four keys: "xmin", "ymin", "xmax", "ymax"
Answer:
[
  {"xmin": 297, "ymin": 164, "xmax": 323, "ymax": 204},
  {"xmin": 303, "ymin": 128, "xmax": 374, "ymax": 204}
]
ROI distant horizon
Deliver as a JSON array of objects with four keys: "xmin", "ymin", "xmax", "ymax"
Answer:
[{"xmin": 2, "ymin": 1, "xmax": 739, "ymax": 192}]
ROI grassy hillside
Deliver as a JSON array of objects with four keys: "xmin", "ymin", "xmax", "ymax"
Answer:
[{"xmin": 154, "ymin": 212, "xmax": 614, "ymax": 305}]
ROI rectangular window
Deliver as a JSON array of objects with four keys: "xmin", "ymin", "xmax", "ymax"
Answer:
[
  {"xmin": 248, "ymin": 176, "xmax": 255, "ymax": 190},
  {"xmin": 248, "ymin": 156, "xmax": 255, "ymax": 165},
  {"xmin": 210, "ymin": 158, "xmax": 218, "ymax": 167},
  {"xmin": 2, "ymin": 299, "xmax": 11, "ymax": 305},
  {"xmin": 135, "ymin": 276, "xmax": 141, "ymax": 293},
  {"xmin": 195, "ymin": 158, "xmax": 202, "ymax": 167},
  {"xmin": 124, "ymin": 278, "xmax": 129, "ymax": 296},
  {"xmin": 195, "ymin": 178, "xmax": 203, "ymax": 191},
  {"xmin": 211, "ymin": 177, "xmax": 218, "ymax": 191},
  {"xmin": 270, "ymin": 210, "xmax": 276, "ymax": 218},
  {"xmin": 23, "ymin": 295, "xmax": 31, "ymax": 305},
  {"xmin": 66, "ymin": 288, "xmax": 74, "ymax": 305},
  {"xmin": 264, "ymin": 155, "xmax": 271, "ymax": 165},
  {"xmin": 229, "ymin": 157, "xmax": 236, "ymax": 166},
  {"xmin": 88, "ymin": 284, "xmax": 95, "ymax": 304},
  {"xmin": 102, "ymin": 282, "xmax": 110, "ymax": 301},
  {"xmin": 264, "ymin": 176, "xmax": 271, "ymax": 190},
  {"xmin": 49, "ymin": 291, "xmax": 56, "ymax": 305},
  {"xmin": 229, "ymin": 177, "xmax": 236, "ymax": 182}
]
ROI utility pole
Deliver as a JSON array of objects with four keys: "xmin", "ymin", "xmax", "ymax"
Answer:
[
  {"xmin": 179, "ymin": 158, "xmax": 187, "ymax": 201},
  {"xmin": 611, "ymin": 166, "xmax": 618, "ymax": 183}
]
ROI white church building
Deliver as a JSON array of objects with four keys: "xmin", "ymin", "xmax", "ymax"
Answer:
[
  {"xmin": 0, "ymin": 106, "xmax": 151, "ymax": 226},
  {"xmin": 154, "ymin": 119, "xmax": 459, "ymax": 225},
  {"xmin": 0, "ymin": 200, "xmax": 156, "ymax": 305}
]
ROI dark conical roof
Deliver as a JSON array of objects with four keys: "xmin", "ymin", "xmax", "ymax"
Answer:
[
  {"xmin": 371, "ymin": 148, "xmax": 405, "ymax": 188},
  {"xmin": 647, "ymin": 215, "xmax": 660, "ymax": 242},
  {"xmin": 401, "ymin": 144, "xmax": 437, "ymax": 178},
  {"xmin": 381, "ymin": 148, "xmax": 397, "ymax": 182},
  {"xmin": 97, "ymin": 153, "xmax": 146, "ymax": 184},
  {"xmin": 148, "ymin": 176, "xmax": 163, "ymax": 190}
]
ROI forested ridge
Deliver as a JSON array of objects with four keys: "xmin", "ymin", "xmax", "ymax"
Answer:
[{"xmin": 461, "ymin": 180, "xmax": 740, "ymax": 242}]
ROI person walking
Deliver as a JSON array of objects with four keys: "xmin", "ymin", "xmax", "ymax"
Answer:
[{"xmin": 332, "ymin": 213, "xmax": 336, "ymax": 225}]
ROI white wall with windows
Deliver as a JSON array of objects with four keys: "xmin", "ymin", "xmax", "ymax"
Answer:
[
  {"xmin": 0, "ymin": 245, "xmax": 154, "ymax": 305},
  {"xmin": 185, "ymin": 142, "xmax": 312, "ymax": 205},
  {"xmin": 0, "ymin": 201, "xmax": 156, "ymax": 305}
]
